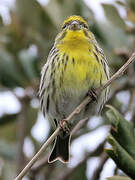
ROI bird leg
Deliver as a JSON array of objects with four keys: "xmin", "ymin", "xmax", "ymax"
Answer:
[
  {"xmin": 88, "ymin": 88, "xmax": 98, "ymax": 102},
  {"xmin": 59, "ymin": 119, "xmax": 70, "ymax": 134}
]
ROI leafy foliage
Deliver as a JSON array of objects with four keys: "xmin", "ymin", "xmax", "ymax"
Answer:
[{"xmin": 106, "ymin": 106, "xmax": 135, "ymax": 179}]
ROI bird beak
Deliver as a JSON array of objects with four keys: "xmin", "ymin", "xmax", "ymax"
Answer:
[{"xmin": 70, "ymin": 21, "xmax": 81, "ymax": 31}]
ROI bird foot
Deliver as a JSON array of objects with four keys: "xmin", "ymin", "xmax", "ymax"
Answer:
[
  {"xmin": 59, "ymin": 119, "xmax": 70, "ymax": 134},
  {"xmin": 88, "ymin": 88, "xmax": 98, "ymax": 102}
]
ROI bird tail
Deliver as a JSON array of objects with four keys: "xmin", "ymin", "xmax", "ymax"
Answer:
[{"xmin": 48, "ymin": 134, "xmax": 70, "ymax": 163}]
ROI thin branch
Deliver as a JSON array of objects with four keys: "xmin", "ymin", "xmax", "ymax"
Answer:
[
  {"xmin": 16, "ymin": 101, "xmax": 26, "ymax": 174},
  {"xmin": 29, "ymin": 117, "xmax": 102, "ymax": 176},
  {"xmin": 29, "ymin": 118, "xmax": 89, "ymax": 175},
  {"xmin": 15, "ymin": 128, "xmax": 60, "ymax": 180},
  {"xmin": 16, "ymin": 96, "xmax": 30, "ymax": 173},
  {"xmin": 29, "ymin": 157, "xmax": 54, "ymax": 180},
  {"xmin": 14, "ymin": 52, "xmax": 135, "ymax": 180},
  {"xmin": 30, "ymin": 155, "xmax": 48, "ymax": 174}
]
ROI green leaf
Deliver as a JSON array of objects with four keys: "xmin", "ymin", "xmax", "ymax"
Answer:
[
  {"xmin": 126, "ymin": 9, "xmax": 135, "ymax": 23},
  {"xmin": 102, "ymin": 3, "xmax": 126, "ymax": 29},
  {"xmin": 0, "ymin": 104, "xmax": 38, "ymax": 142},
  {"xmin": 106, "ymin": 136, "xmax": 135, "ymax": 179},
  {"xmin": 0, "ymin": 140, "xmax": 16, "ymax": 160},
  {"xmin": 0, "ymin": 120, "xmax": 17, "ymax": 142},
  {"xmin": 16, "ymin": 0, "xmax": 56, "ymax": 36},
  {"xmin": 126, "ymin": 0, "xmax": 135, "ymax": 12},
  {"xmin": 0, "ymin": 49, "xmax": 26, "ymax": 87},
  {"xmin": 105, "ymin": 106, "xmax": 135, "ymax": 179},
  {"xmin": 72, "ymin": 162, "xmax": 88, "ymax": 180},
  {"xmin": 46, "ymin": 0, "xmax": 94, "ymax": 27},
  {"xmin": 107, "ymin": 175, "xmax": 132, "ymax": 180},
  {"xmin": 19, "ymin": 50, "xmax": 38, "ymax": 81},
  {"xmin": 116, "ymin": 1, "xmax": 126, "ymax": 6},
  {"xmin": 106, "ymin": 105, "xmax": 135, "ymax": 158},
  {"xmin": 0, "ymin": 113, "xmax": 19, "ymax": 125},
  {"xmin": 26, "ymin": 104, "xmax": 38, "ymax": 135},
  {"xmin": 0, "ymin": 15, "xmax": 3, "ymax": 26},
  {"xmin": 2, "ymin": 160, "xmax": 16, "ymax": 180},
  {"xmin": 46, "ymin": 0, "xmax": 77, "ymax": 26}
]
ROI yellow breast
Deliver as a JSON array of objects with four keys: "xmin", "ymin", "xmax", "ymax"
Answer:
[{"xmin": 55, "ymin": 30, "xmax": 106, "ymax": 92}]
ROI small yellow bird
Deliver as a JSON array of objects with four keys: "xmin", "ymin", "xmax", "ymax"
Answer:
[{"xmin": 39, "ymin": 15, "xmax": 109, "ymax": 163}]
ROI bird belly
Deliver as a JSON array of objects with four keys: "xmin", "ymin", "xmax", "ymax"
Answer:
[
  {"xmin": 55, "ymin": 50, "xmax": 105, "ymax": 95},
  {"xmin": 50, "ymin": 52, "xmax": 106, "ymax": 120}
]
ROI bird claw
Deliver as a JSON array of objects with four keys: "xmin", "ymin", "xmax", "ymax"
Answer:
[
  {"xmin": 59, "ymin": 119, "xmax": 70, "ymax": 134},
  {"xmin": 88, "ymin": 88, "xmax": 98, "ymax": 102}
]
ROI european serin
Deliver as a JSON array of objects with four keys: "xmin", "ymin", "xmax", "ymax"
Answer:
[{"xmin": 39, "ymin": 15, "xmax": 109, "ymax": 163}]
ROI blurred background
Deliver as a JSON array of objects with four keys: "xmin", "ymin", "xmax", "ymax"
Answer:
[{"xmin": 0, "ymin": 0, "xmax": 135, "ymax": 179}]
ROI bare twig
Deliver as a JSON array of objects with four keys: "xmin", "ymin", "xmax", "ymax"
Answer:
[
  {"xmin": 29, "ymin": 157, "xmax": 54, "ymax": 180},
  {"xmin": 15, "ymin": 128, "xmax": 60, "ymax": 180},
  {"xmin": 30, "ymin": 156, "xmax": 48, "ymax": 174},
  {"xmin": 16, "ymin": 106, "xmax": 26, "ymax": 173},
  {"xmin": 14, "ymin": 53, "xmax": 135, "ymax": 180},
  {"xmin": 16, "ymin": 97, "xmax": 30, "ymax": 173},
  {"xmin": 30, "ymin": 118, "xmax": 89, "ymax": 175}
]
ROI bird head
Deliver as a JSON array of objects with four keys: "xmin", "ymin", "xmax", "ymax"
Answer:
[{"xmin": 62, "ymin": 15, "xmax": 89, "ymax": 31}]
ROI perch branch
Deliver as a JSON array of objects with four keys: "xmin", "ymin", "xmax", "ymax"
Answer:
[
  {"xmin": 14, "ymin": 52, "xmax": 135, "ymax": 180},
  {"xmin": 30, "ymin": 118, "xmax": 89, "ymax": 175}
]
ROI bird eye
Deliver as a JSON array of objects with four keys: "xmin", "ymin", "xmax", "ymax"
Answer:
[
  {"xmin": 62, "ymin": 24, "xmax": 67, "ymax": 29},
  {"xmin": 83, "ymin": 23, "xmax": 88, "ymax": 29}
]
